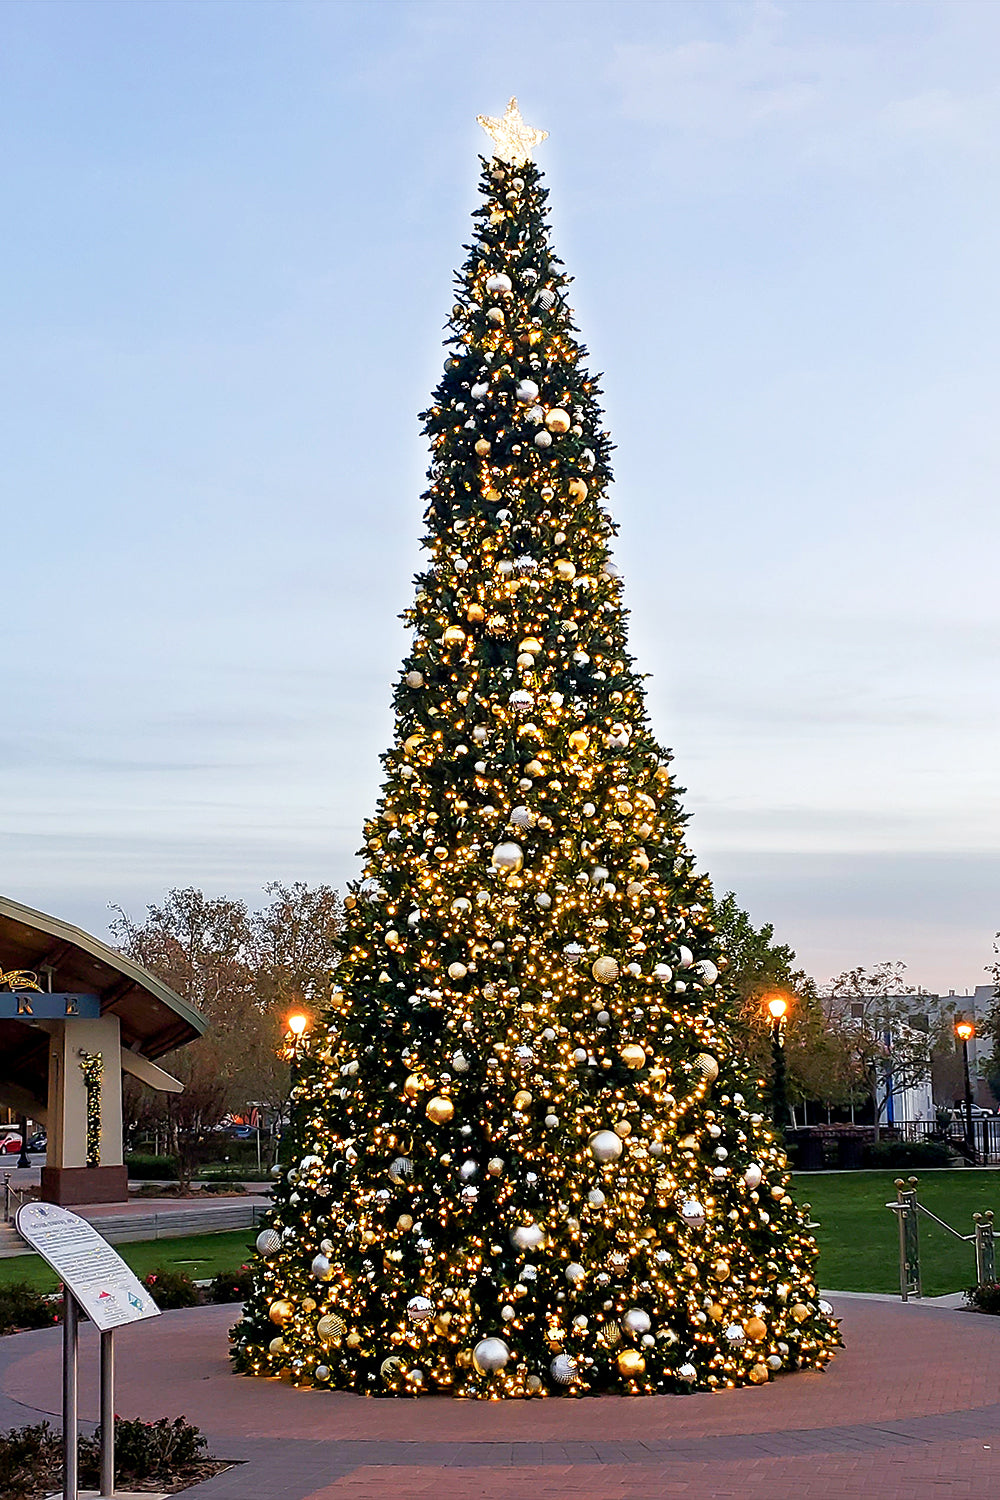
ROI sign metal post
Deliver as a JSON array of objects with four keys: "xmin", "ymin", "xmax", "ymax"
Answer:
[
  {"xmin": 15, "ymin": 1203, "xmax": 160, "ymax": 1500},
  {"xmin": 62, "ymin": 1291, "xmax": 79, "ymax": 1500},
  {"xmin": 100, "ymin": 1329, "xmax": 115, "ymax": 1497}
]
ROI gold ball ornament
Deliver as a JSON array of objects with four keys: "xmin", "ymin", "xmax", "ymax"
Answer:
[
  {"xmin": 268, "ymin": 1336, "xmax": 284, "ymax": 1355},
  {"xmin": 491, "ymin": 841, "xmax": 524, "ymax": 873},
  {"xmin": 749, "ymin": 1363, "xmax": 769, "ymax": 1384},
  {"xmin": 567, "ymin": 728, "xmax": 590, "ymax": 754},
  {"xmin": 617, "ymin": 1349, "xmax": 646, "ymax": 1376},
  {"xmin": 268, "ymin": 1299, "xmax": 294, "ymax": 1326},
  {"xmin": 475, "ymin": 438, "xmax": 491, "ymax": 456},
  {"xmin": 425, "ymin": 1095, "xmax": 455, "ymax": 1124},
  {"xmin": 695, "ymin": 1053, "xmax": 720, "ymax": 1082},
  {"xmin": 467, "ymin": 603, "xmax": 486, "ymax": 623},
  {"xmin": 744, "ymin": 1316, "xmax": 767, "ymax": 1341},
  {"xmin": 592, "ymin": 956, "xmax": 620, "ymax": 984},
  {"xmin": 513, "ymin": 1090, "xmax": 532, "ymax": 1111},
  {"xmin": 403, "ymin": 733, "xmax": 425, "ymax": 757},
  {"xmin": 403, "ymin": 1073, "xmax": 423, "ymax": 1098},
  {"xmin": 790, "ymin": 1302, "xmax": 810, "ymax": 1323},
  {"xmin": 712, "ymin": 1259, "xmax": 731, "ymax": 1282},
  {"xmin": 554, "ymin": 560, "xmax": 576, "ymax": 581},
  {"xmin": 620, "ymin": 1044, "xmax": 646, "ymax": 1069},
  {"xmin": 317, "ymin": 1313, "xmax": 346, "ymax": 1344},
  {"xmin": 545, "ymin": 408, "xmax": 571, "ymax": 433},
  {"xmin": 567, "ymin": 477, "xmax": 589, "ymax": 500},
  {"xmin": 442, "ymin": 625, "xmax": 466, "ymax": 647}
]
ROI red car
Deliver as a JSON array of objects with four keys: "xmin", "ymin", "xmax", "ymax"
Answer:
[{"xmin": 0, "ymin": 1134, "xmax": 23, "ymax": 1155}]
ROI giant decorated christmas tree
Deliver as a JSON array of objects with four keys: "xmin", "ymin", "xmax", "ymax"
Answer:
[{"xmin": 233, "ymin": 101, "xmax": 840, "ymax": 1397}]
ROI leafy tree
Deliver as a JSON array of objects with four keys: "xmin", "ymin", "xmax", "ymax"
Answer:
[
  {"xmin": 821, "ymin": 962, "xmax": 930, "ymax": 1139},
  {"xmin": 111, "ymin": 882, "xmax": 342, "ymax": 1171},
  {"xmin": 713, "ymin": 894, "xmax": 857, "ymax": 1119}
]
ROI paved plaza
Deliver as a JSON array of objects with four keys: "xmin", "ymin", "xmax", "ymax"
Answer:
[{"xmin": 1, "ymin": 1295, "xmax": 999, "ymax": 1497}]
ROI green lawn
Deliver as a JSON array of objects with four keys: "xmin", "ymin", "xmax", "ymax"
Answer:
[
  {"xmin": 793, "ymin": 1171, "xmax": 1000, "ymax": 1296},
  {"xmin": 0, "ymin": 1229, "xmax": 256, "ymax": 1293},
  {"xmin": 2, "ymin": 1173, "xmax": 995, "ymax": 1299}
]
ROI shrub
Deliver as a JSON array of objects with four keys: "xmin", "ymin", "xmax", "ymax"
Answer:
[
  {"xmin": 965, "ymin": 1282, "xmax": 1000, "ymax": 1315},
  {"xmin": 80, "ymin": 1416, "xmax": 207, "ymax": 1484},
  {"xmin": 207, "ymin": 1265, "xmax": 254, "ymax": 1303},
  {"xmin": 142, "ymin": 1268, "xmax": 199, "ymax": 1310},
  {"xmin": 125, "ymin": 1153, "xmax": 177, "ymax": 1180},
  {"xmin": 200, "ymin": 1179, "xmax": 246, "ymax": 1195},
  {"xmin": 0, "ymin": 1282, "xmax": 61, "ymax": 1337},
  {"xmin": 863, "ymin": 1138, "xmax": 952, "ymax": 1169},
  {"xmin": 0, "ymin": 1421, "xmax": 62, "ymax": 1499}
]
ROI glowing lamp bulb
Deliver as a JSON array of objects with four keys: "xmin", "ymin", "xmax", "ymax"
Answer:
[
  {"xmin": 765, "ymin": 996, "xmax": 788, "ymax": 1021},
  {"xmin": 287, "ymin": 1012, "xmax": 309, "ymax": 1038}
]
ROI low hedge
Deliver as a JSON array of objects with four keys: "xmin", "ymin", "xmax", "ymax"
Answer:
[
  {"xmin": 0, "ymin": 1416, "xmax": 211, "ymax": 1499},
  {"xmin": 863, "ymin": 1138, "xmax": 952, "ymax": 1169},
  {"xmin": 966, "ymin": 1282, "xmax": 1000, "ymax": 1315},
  {"xmin": 207, "ymin": 1265, "xmax": 254, "ymax": 1303},
  {"xmin": 141, "ymin": 1268, "xmax": 199, "ymax": 1310},
  {"xmin": 125, "ymin": 1153, "xmax": 177, "ymax": 1180},
  {"xmin": 0, "ymin": 1283, "xmax": 60, "ymax": 1337}
]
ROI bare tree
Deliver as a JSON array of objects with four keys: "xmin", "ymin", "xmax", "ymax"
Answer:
[
  {"xmin": 823, "ymin": 962, "xmax": 931, "ymax": 1140},
  {"xmin": 111, "ymin": 883, "xmax": 343, "ymax": 1172}
]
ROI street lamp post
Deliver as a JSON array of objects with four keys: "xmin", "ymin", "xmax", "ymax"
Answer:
[
  {"xmin": 15, "ymin": 1114, "xmax": 30, "ymax": 1171},
  {"xmin": 279, "ymin": 1011, "xmax": 310, "ymax": 1159},
  {"xmin": 955, "ymin": 1019, "xmax": 976, "ymax": 1162},
  {"xmin": 765, "ymin": 994, "xmax": 790, "ymax": 1129},
  {"xmin": 284, "ymin": 1011, "xmax": 310, "ymax": 1087}
]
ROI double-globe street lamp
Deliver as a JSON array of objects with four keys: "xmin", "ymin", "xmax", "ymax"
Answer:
[
  {"xmin": 955, "ymin": 1018, "xmax": 976, "ymax": 1162},
  {"xmin": 764, "ymin": 993, "xmax": 791, "ymax": 1129}
]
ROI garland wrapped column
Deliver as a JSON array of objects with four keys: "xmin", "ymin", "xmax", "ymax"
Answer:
[{"xmin": 79, "ymin": 1051, "xmax": 104, "ymax": 1167}]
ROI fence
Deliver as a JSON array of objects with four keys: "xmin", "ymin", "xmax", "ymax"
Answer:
[
  {"xmin": 892, "ymin": 1117, "xmax": 1000, "ymax": 1164},
  {"xmin": 888, "ymin": 1176, "xmax": 996, "ymax": 1300}
]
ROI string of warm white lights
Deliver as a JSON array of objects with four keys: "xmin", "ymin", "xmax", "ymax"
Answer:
[
  {"xmin": 232, "ymin": 107, "xmax": 841, "ymax": 1398},
  {"xmin": 78, "ymin": 1050, "xmax": 103, "ymax": 1168}
]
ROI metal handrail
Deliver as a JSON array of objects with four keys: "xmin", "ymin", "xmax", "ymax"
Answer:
[
  {"xmin": 2, "ymin": 1172, "xmax": 28, "ymax": 1224},
  {"xmin": 887, "ymin": 1175, "xmax": 995, "ymax": 1300}
]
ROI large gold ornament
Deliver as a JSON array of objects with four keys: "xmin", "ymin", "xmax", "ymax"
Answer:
[
  {"xmin": 620, "ymin": 1044, "xmax": 646, "ymax": 1069},
  {"xmin": 476, "ymin": 97, "xmax": 548, "ymax": 165},
  {"xmin": 617, "ymin": 1349, "xmax": 645, "ymax": 1376},
  {"xmin": 317, "ymin": 1313, "xmax": 346, "ymax": 1344},
  {"xmin": 695, "ymin": 1053, "xmax": 720, "ymax": 1082},
  {"xmin": 592, "ymin": 956, "xmax": 620, "ymax": 984},
  {"xmin": 268, "ymin": 1299, "xmax": 293, "ymax": 1326},
  {"xmin": 425, "ymin": 1095, "xmax": 455, "ymax": 1124}
]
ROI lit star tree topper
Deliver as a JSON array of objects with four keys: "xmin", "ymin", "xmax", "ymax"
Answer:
[
  {"xmin": 232, "ymin": 106, "xmax": 841, "ymax": 1401},
  {"xmin": 476, "ymin": 97, "xmax": 548, "ymax": 165}
]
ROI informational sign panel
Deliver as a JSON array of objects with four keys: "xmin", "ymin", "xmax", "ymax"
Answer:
[{"xmin": 16, "ymin": 1203, "xmax": 161, "ymax": 1331}]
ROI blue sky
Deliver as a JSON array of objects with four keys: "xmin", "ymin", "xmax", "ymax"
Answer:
[{"xmin": 2, "ymin": 0, "xmax": 998, "ymax": 994}]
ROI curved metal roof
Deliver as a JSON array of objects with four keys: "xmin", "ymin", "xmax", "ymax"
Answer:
[{"xmin": 0, "ymin": 895, "xmax": 207, "ymax": 1114}]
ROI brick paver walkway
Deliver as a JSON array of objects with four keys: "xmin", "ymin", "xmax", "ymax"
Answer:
[{"xmin": 1, "ymin": 1297, "xmax": 998, "ymax": 1497}]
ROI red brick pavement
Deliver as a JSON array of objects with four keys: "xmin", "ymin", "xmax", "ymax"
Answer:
[
  {"xmin": 305, "ymin": 1443, "xmax": 1000, "ymax": 1499},
  {"xmin": 2, "ymin": 1297, "xmax": 999, "ymax": 1498}
]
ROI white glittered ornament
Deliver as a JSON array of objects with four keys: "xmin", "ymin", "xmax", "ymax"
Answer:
[
  {"xmin": 588, "ymin": 1130, "xmax": 623, "ymax": 1165},
  {"xmin": 472, "ymin": 1337, "xmax": 510, "ymax": 1374}
]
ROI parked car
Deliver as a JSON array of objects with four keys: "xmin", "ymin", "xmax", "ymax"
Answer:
[
  {"xmin": 27, "ymin": 1132, "xmax": 47, "ymax": 1153},
  {"xmin": 0, "ymin": 1134, "xmax": 23, "ymax": 1155}
]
